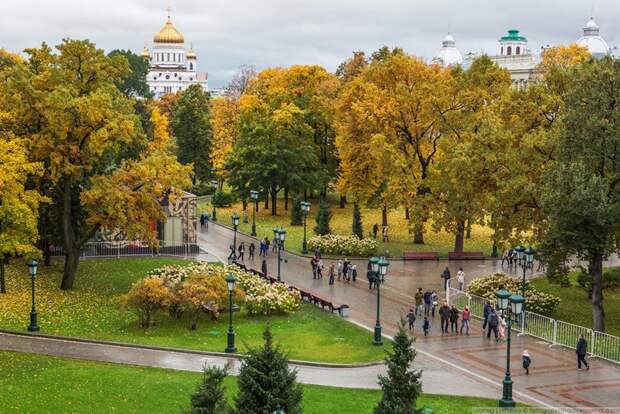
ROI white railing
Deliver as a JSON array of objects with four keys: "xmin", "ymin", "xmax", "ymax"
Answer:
[
  {"xmin": 447, "ymin": 286, "xmax": 620, "ymax": 364},
  {"xmin": 49, "ymin": 241, "xmax": 200, "ymax": 259}
]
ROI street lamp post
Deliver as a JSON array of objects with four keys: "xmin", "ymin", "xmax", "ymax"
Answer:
[
  {"xmin": 496, "ymin": 288, "xmax": 525, "ymax": 408},
  {"xmin": 300, "ymin": 201, "xmax": 311, "ymax": 254},
  {"xmin": 225, "ymin": 273, "xmax": 237, "ymax": 353},
  {"xmin": 27, "ymin": 260, "xmax": 39, "ymax": 332},
  {"xmin": 273, "ymin": 226, "xmax": 286, "ymax": 282},
  {"xmin": 369, "ymin": 256, "xmax": 389, "ymax": 346},
  {"xmin": 211, "ymin": 180, "xmax": 218, "ymax": 222},
  {"xmin": 230, "ymin": 214, "xmax": 240, "ymax": 264},
  {"xmin": 250, "ymin": 190, "xmax": 259, "ymax": 237}
]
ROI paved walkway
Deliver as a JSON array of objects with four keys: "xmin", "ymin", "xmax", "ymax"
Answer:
[{"xmin": 200, "ymin": 223, "xmax": 620, "ymax": 411}]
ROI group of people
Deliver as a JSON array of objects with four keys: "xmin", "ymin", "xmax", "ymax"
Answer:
[
  {"xmin": 370, "ymin": 223, "xmax": 390, "ymax": 242},
  {"xmin": 310, "ymin": 256, "xmax": 358, "ymax": 286},
  {"xmin": 199, "ymin": 213, "xmax": 210, "ymax": 230},
  {"xmin": 440, "ymin": 266, "xmax": 466, "ymax": 291}
]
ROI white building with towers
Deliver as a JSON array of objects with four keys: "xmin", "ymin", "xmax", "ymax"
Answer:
[
  {"xmin": 142, "ymin": 11, "xmax": 208, "ymax": 98},
  {"xmin": 433, "ymin": 33, "xmax": 463, "ymax": 67},
  {"xmin": 577, "ymin": 17, "xmax": 611, "ymax": 58}
]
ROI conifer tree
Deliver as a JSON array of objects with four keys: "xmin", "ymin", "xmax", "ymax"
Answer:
[
  {"xmin": 374, "ymin": 320, "xmax": 423, "ymax": 414},
  {"xmin": 185, "ymin": 365, "xmax": 230, "ymax": 414},
  {"xmin": 235, "ymin": 326, "xmax": 302, "ymax": 414},
  {"xmin": 314, "ymin": 201, "xmax": 332, "ymax": 235},
  {"xmin": 290, "ymin": 199, "xmax": 303, "ymax": 226},
  {"xmin": 352, "ymin": 202, "xmax": 364, "ymax": 239}
]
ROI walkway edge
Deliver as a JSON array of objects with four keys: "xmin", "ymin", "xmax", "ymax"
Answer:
[{"xmin": 0, "ymin": 329, "xmax": 384, "ymax": 369}]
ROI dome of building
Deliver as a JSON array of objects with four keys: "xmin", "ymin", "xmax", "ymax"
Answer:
[
  {"xmin": 140, "ymin": 46, "xmax": 150, "ymax": 59},
  {"xmin": 434, "ymin": 33, "xmax": 463, "ymax": 67},
  {"xmin": 186, "ymin": 44, "xmax": 196, "ymax": 59},
  {"xmin": 154, "ymin": 17, "xmax": 184, "ymax": 44},
  {"xmin": 578, "ymin": 17, "xmax": 609, "ymax": 58}
]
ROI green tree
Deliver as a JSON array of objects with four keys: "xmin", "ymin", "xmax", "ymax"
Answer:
[
  {"xmin": 539, "ymin": 57, "xmax": 620, "ymax": 333},
  {"xmin": 374, "ymin": 320, "xmax": 422, "ymax": 414},
  {"xmin": 185, "ymin": 365, "xmax": 230, "ymax": 414},
  {"xmin": 290, "ymin": 198, "xmax": 303, "ymax": 226},
  {"xmin": 352, "ymin": 202, "xmax": 364, "ymax": 239},
  {"xmin": 235, "ymin": 326, "xmax": 302, "ymax": 414},
  {"xmin": 108, "ymin": 49, "xmax": 151, "ymax": 98},
  {"xmin": 172, "ymin": 84, "xmax": 213, "ymax": 185},
  {"xmin": 314, "ymin": 201, "xmax": 332, "ymax": 235}
]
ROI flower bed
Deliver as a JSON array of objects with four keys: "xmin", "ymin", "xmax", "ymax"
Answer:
[
  {"xmin": 467, "ymin": 273, "xmax": 560, "ymax": 316},
  {"xmin": 307, "ymin": 234, "xmax": 377, "ymax": 256}
]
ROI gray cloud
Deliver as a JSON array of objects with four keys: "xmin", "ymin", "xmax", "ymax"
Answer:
[{"xmin": 1, "ymin": 0, "xmax": 619, "ymax": 88}]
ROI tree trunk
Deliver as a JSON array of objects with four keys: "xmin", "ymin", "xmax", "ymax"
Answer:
[
  {"xmin": 42, "ymin": 237, "xmax": 51, "ymax": 266},
  {"xmin": 0, "ymin": 257, "xmax": 5, "ymax": 294},
  {"xmin": 242, "ymin": 199, "xmax": 247, "ymax": 211},
  {"xmin": 264, "ymin": 193, "xmax": 269, "ymax": 210},
  {"xmin": 339, "ymin": 194, "xmax": 346, "ymax": 208},
  {"xmin": 60, "ymin": 178, "xmax": 79, "ymax": 290},
  {"xmin": 454, "ymin": 220, "xmax": 465, "ymax": 253},
  {"xmin": 284, "ymin": 188, "xmax": 289, "ymax": 211},
  {"xmin": 465, "ymin": 219, "xmax": 472, "ymax": 239},
  {"xmin": 589, "ymin": 253, "xmax": 605, "ymax": 332},
  {"xmin": 382, "ymin": 206, "xmax": 388, "ymax": 227},
  {"xmin": 61, "ymin": 249, "xmax": 80, "ymax": 290},
  {"xmin": 405, "ymin": 207, "xmax": 410, "ymax": 220},
  {"xmin": 271, "ymin": 189, "xmax": 277, "ymax": 216},
  {"xmin": 304, "ymin": 189, "xmax": 308, "ymax": 202},
  {"xmin": 413, "ymin": 224, "xmax": 425, "ymax": 244}
]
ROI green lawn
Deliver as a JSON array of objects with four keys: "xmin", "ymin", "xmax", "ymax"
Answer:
[
  {"xmin": 0, "ymin": 351, "xmax": 503, "ymax": 413},
  {"xmin": 530, "ymin": 273, "xmax": 620, "ymax": 336},
  {"xmin": 201, "ymin": 194, "xmax": 494, "ymax": 258},
  {"xmin": 0, "ymin": 258, "xmax": 387, "ymax": 364}
]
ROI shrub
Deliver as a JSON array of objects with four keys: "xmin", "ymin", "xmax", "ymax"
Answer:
[
  {"xmin": 467, "ymin": 273, "xmax": 561, "ymax": 316},
  {"xmin": 212, "ymin": 191, "xmax": 236, "ymax": 207},
  {"xmin": 290, "ymin": 199, "xmax": 303, "ymax": 226},
  {"xmin": 314, "ymin": 201, "xmax": 332, "ymax": 235},
  {"xmin": 184, "ymin": 365, "xmax": 230, "ymax": 414},
  {"xmin": 308, "ymin": 234, "xmax": 377, "ymax": 256},
  {"xmin": 235, "ymin": 269, "xmax": 301, "ymax": 316},
  {"xmin": 120, "ymin": 277, "xmax": 174, "ymax": 327},
  {"xmin": 577, "ymin": 267, "xmax": 620, "ymax": 292},
  {"xmin": 175, "ymin": 275, "xmax": 228, "ymax": 330},
  {"xmin": 352, "ymin": 202, "xmax": 364, "ymax": 239}
]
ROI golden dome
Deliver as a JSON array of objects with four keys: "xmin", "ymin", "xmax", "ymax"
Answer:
[
  {"xmin": 140, "ymin": 46, "xmax": 150, "ymax": 59},
  {"xmin": 154, "ymin": 18, "xmax": 184, "ymax": 44},
  {"xmin": 186, "ymin": 45, "xmax": 196, "ymax": 59}
]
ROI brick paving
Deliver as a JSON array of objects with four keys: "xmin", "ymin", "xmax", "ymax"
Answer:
[{"xmin": 201, "ymin": 223, "xmax": 620, "ymax": 411}]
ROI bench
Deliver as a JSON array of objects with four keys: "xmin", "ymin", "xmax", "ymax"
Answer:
[
  {"xmin": 448, "ymin": 251, "xmax": 484, "ymax": 260},
  {"xmin": 403, "ymin": 251, "xmax": 439, "ymax": 261}
]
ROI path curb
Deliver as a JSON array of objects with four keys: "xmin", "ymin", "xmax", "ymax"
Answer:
[{"xmin": 0, "ymin": 329, "xmax": 384, "ymax": 369}]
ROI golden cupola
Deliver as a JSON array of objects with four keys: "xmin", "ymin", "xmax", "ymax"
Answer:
[
  {"xmin": 154, "ymin": 17, "xmax": 184, "ymax": 44},
  {"xmin": 140, "ymin": 45, "xmax": 150, "ymax": 59},
  {"xmin": 186, "ymin": 44, "xmax": 196, "ymax": 59}
]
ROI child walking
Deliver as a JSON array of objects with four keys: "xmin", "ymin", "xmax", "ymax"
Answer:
[
  {"xmin": 423, "ymin": 317, "xmax": 430, "ymax": 337},
  {"xmin": 522, "ymin": 350, "xmax": 532, "ymax": 375}
]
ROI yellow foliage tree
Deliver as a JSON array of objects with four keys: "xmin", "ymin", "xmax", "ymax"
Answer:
[
  {"xmin": 211, "ymin": 97, "xmax": 240, "ymax": 180},
  {"xmin": 121, "ymin": 277, "xmax": 174, "ymax": 328}
]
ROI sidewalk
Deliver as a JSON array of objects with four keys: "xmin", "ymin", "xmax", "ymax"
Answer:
[{"xmin": 200, "ymin": 223, "xmax": 620, "ymax": 411}]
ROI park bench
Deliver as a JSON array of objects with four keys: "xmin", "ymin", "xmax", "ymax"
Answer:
[
  {"xmin": 403, "ymin": 251, "xmax": 439, "ymax": 261},
  {"xmin": 448, "ymin": 251, "xmax": 484, "ymax": 260}
]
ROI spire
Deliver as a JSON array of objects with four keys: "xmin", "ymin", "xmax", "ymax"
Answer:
[{"xmin": 166, "ymin": 5, "xmax": 172, "ymax": 21}]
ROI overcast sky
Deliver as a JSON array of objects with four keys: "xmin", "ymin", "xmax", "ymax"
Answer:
[{"xmin": 1, "ymin": 0, "xmax": 619, "ymax": 88}]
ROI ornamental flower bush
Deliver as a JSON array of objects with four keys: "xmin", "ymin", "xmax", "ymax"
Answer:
[
  {"xmin": 307, "ymin": 234, "xmax": 377, "ymax": 256},
  {"xmin": 467, "ymin": 273, "xmax": 560, "ymax": 316}
]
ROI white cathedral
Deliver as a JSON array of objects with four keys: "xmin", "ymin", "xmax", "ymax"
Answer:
[
  {"xmin": 141, "ymin": 13, "xmax": 209, "ymax": 98},
  {"xmin": 433, "ymin": 17, "xmax": 613, "ymax": 88}
]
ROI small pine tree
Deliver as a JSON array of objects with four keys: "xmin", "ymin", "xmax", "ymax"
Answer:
[
  {"xmin": 374, "ymin": 319, "xmax": 423, "ymax": 414},
  {"xmin": 314, "ymin": 201, "xmax": 332, "ymax": 235},
  {"xmin": 290, "ymin": 199, "xmax": 303, "ymax": 226},
  {"xmin": 352, "ymin": 202, "xmax": 364, "ymax": 239},
  {"xmin": 185, "ymin": 364, "xmax": 230, "ymax": 414},
  {"xmin": 235, "ymin": 326, "xmax": 303, "ymax": 414}
]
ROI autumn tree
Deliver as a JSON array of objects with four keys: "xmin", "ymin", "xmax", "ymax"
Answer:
[
  {"xmin": 211, "ymin": 96, "xmax": 239, "ymax": 182},
  {"xmin": 227, "ymin": 64, "xmax": 257, "ymax": 100},
  {"xmin": 0, "ymin": 135, "xmax": 44, "ymax": 293},
  {"xmin": 171, "ymin": 84, "xmax": 213, "ymax": 186},
  {"xmin": 108, "ymin": 49, "xmax": 151, "ymax": 98},
  {"xmin": 1, "ymin": 39, "xmax": 191, "ymax": 289}
]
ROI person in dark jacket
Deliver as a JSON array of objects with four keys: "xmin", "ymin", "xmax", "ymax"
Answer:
[
  {"xmin": 449, "ymin": 305, "xmax": 459, "ymax": 333},
  {"xmin": 261, "ymin": 259, "xmax": 268, "ymax": 277},
  {"xmin": 423, "ymin": 290, "xmax": 432, "ymax": 316},
  {"xmin": 576, "ymin": 334, "xmax": 589, "ymax": 370},
  {"xmin": 248, "ymin": 243, "xmax": 255, "ymax": 261},
  {"xmin": 439, "ymin": 302, "xmax": 451, "ymax": 333},
  {"xmin": 482, "ymin": 301, "xmax": 492, "ymax": 330},
  {"xmin": 423, "ymin": 317, "xmax": 430, "ymax": 336},
  {"xmin": 441, "ymin": 267, "xmax": 451, "ymax": 291},
  {"xmin": 522, "ymin": 350, "xmax": 532, "ymax": 375},
  {"xmin": 487, "ymin": 309, "xmax": 499, "ymax": 341},
  {"xmin": 406, "ymin": 308, "xmax": 416, "ymax": 331}
]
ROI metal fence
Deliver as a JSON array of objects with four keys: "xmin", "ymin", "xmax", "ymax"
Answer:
[
  {"xmin": 49, "ymin": 241, "xmax": 201, "ymax": 259},
  {"xmin": 447, "ymin": 286, "xmax": 620, "ymax": 364}
]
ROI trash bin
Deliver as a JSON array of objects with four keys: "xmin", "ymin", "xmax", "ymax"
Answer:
[{"xmin": 339, "ymin": 304, "xmax": 350, "ymax": 318}]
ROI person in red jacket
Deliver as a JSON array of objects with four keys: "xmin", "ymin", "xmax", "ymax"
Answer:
[{"xmin": 460, "ymin": 306, "xmax": 471, "ymax": 335}]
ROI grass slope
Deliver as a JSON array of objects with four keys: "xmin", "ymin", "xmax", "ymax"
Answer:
[
  {"xmin": 0, "ymin": 351, "xmax": 501, "ymax": 414},
  {"xmin": 0, "ymin": 258, "xmax": 387, "ymax": 363}
]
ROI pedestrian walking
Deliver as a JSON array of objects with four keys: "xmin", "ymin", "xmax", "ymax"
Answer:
[
  {"xmin": 317, "ymin": 259, "xmax": 324, "ymax": 279},
  {"xmin": 460, "ymin": 306, "xmax": 471, "ymax": 335},
  {"xmin": 498, "ymin": 312, "xmax": 507, "ymax": 342},
  {"xmin": 450, "ymin": 305, "xmax": 459, "ymax": 333},
  {"xmin": 487, "ymin": 309, "xmax": 499, "ymax": 341},
  {"xmin": 441, "ymin": 267, "xmax": 451, "ymax": 291},
  {"xmin": 407, "ymin": 308, "xmax": 416, "ymax": 331},
  {"xmin": 423, "ymin": 316, "xmax": 431, "ymax": 336},
  {"xmin": 337, "ymin": 260, "xmax": 343, "ymax": 281},
  {"xmin": 351, "ymin": 264, "xmax": 357, "ymax": 282},
  {"xmin": 522, "ymin": 350, "xmax": 532, "ymax": 375},
  {"xmin": 199, "ymin": 214, "xmax": 205, "ymax": 230},
  {"xmin": 314, "ymin": 248, "xmax": 321, "ymax": 259},
  {"xmin": 264, "ymin": 237, "xmax": 270, "ymax": 256},
  {"xmin": 259, "ymin": 239, "xmax": 265, "ymax": 257},
  {"xmin": 423, "ymin": 290, "xmax": 432, "ymax": 316},
  {"xmin": 311, "ymin": 256, "xmax": 318, "ymax": 279},
  {"xmin": 456, "ymin": 268, "xmax": 465, "ymax": 291},
  {"xmin": 342, "ymin": 258, "xmax": 350, "ymax": 281},
  {"xmin": 261, "ymin": 259, "xmax": 268, "ymax": 277},
  {"xmin": 382, "ymin": 226, "xmax": 389, "ymax": 242},
  {"xmin": 204, "ymin": 213, "xmax": 209, "ymax": 230},
  {"xmin": 328, "ymin": 263, "xmax": 335, "ymax": 285},
  {"xmin": 576, "ymin": 334, "xmax": 590, "ymax": 370},
  {"xmin": 501, "ymin": 249, "xmax": 510, "ymax": 266},
  {"xmin": 482, "ymin": 301, "xmax": 492, "ymax": 331},
  {"xmin": 367, "ymin": 265, "xmax": 374, "ymax": 289},
  {"xmin": 414, "ymin": 288, "xmax": 424, "ymax": 316},
  {"xmin": 249, "ymin": 243, "xmax": 255, "ymax": 261},
  {"xmin": 439, "ymin": 302, "xmax": 451, "ymax": 334},
  {"xmin": 430, "ymin": 291, "xmax": 438, "ymax": 317},
  {"xmin": 271, "ymin": 235, "xmax": 277, "ymax": 253},
  {"xmin": 345, "ymin": 265, "xmax": 352, "ymax": 283},
  {"xmin": 238, "ymin": 242, "xmax": 245, "ymax": 262},
  {"xmin": 372, "ymin": 223, "xmax": 379, "ymax": 239}
]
